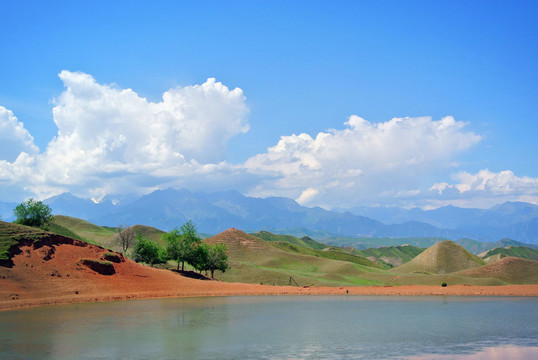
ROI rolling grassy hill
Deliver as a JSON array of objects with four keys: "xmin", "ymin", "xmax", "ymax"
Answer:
[
  {"xmin": 38, "ymin": 217, "xmax": 538, "ymax": 286},
  {"xmin": 479, "ymin": 246, "xmax": 538, "ymax": 262},
  {"xmin": 251, "ymin": 231, "xmax": 328, "ymax": 250},
  {"xmin": 51, "ymin": 216, "xmax": 167, "ymax": 251},
  {"xmin": 52, "ymin": 215, "xmax": 116, "ymax": 246},
  {"xmin": 456, "ymin": 257, "xmax": 538, "ymax": 284},
  {"xmin": 354, "ymin": 245, "xmax": 425, "ymax": 268},
  {"xmin": 205, "ymin": 228, "xmax": 386, "ymax": 287}
]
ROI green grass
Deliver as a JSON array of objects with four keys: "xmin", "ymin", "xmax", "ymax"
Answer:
[
  {"xmin": 323, "ymin": 236, "xmax": 447, "ymax": 250},
  {"xmin": 269, "ymin": 241, "xmax": 384, "ymax": 269},
  {"xmin": 354, "ymin": 245, "xmax": 425, "ymax": 268},
  {"xmin": 0, "ymin": 221, "xmax": 49, "ymax": 261},
  {"xmin": 481, "ymin": 246, "xmax": 538, "ymax": 261},
  {"xmin": 52, "ymin": 215, "xmax": 117, "ymax": 248},
  {"xmin": 251, "ymin": 231, "xmax": 328, "ymax": 250},
  {"xmin": 49, "ymin": 222, "xmax": 96, "ymax": 244}
]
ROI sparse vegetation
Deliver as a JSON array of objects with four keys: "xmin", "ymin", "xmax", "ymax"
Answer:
[
  {"xmin": 13, "ymin": 199, "xmax": 54, "ymax": 230},
  {"xmin": 80, "ymin": 259, "xmax": 115, "ymax": 275},
  {"xmin": 102, "ymin": 252, "xmax": 122, "ymax": 263},
  {"xmin": 0, "ymin": 221, "xmax": 49, "ymax": 262},
  {"xmin": 115, "ymin": 224, "xmax": 135, "ymax": 253}
]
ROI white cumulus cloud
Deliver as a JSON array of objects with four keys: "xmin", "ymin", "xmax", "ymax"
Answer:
[
  {"xmin": 429, "ymin": 169, "xmax": 538, "ymax": 207},
  {"xmin": 0, "ymin": 106, "xmax": 39, "ymax": 162},
  {"xmin": 0, "ymin": 71, "xmax": 249, "ymax": 200},
  {"xmin": 244, "ymin": 115, "xmax": 481, "ymax": 208}
]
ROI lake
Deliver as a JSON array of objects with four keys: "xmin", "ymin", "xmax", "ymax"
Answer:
[{"xmin": 1, "ymin": 296, "xmax": 537, "ymax": 359}]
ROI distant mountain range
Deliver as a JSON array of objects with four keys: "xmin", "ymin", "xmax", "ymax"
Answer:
[{"xmin": 0, "ymin": 189, "xmax": 537, "ymax": 243}]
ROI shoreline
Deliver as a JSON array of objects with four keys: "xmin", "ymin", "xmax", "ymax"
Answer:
[{"xmin": 2, "ymin": 284, "xmax": 537, "ymax": 312}]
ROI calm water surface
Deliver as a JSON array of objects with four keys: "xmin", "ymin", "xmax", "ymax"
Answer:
[{"xmin": 1, "ymin": 296, "xmax": 537, "ymax": 359}]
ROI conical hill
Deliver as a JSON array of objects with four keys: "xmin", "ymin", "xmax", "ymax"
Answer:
[{"xmin": 393, "ymin": 240, "xmax": 485, "ymax": 274}]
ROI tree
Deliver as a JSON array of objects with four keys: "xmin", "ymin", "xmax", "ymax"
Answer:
[
  {"xmin": 206, "ymin": 243, "xmax": 229, "ymax": 279},
  {"xmin": 162, "ymin": 220, "xmax": 202, "ymax": 271},
  {"xmin": 116, "ymin": 224, "xmax": 135, "ymax": 253},
  {"xmin": 191, "ymin": 243, "xmax": 229, "ymax": 279},
  {"xmin": 13, "ymin": 198, "xmax": 54, "ymax": 230},
  {"xmin": 191, "ymin": 242, "xmax": 210, "ymax": 273},
  {"xmin": 133, "ymin": 234, "xmax": 166, "ymax": 267}
]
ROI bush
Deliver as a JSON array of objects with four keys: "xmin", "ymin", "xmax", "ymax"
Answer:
[{"xmin": 441, "ymin": 282, "xmax": 447, "ymax": 287}]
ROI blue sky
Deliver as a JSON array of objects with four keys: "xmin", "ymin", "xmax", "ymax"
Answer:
[{"xmin": 0, "ymin": 0, "xmax": 536, "ymax": 209}]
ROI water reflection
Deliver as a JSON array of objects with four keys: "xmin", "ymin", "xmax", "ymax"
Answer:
[
  {"xmin": 0, "ymin": 296, "xmax": 537, "ymax": 359},
  {"xmin": 408, "ymin": 346, "xmax": 538, "ymax": 360}
]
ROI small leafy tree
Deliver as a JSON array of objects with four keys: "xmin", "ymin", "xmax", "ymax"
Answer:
[
  {"xmin": 206, "ymin": 243, "xmax": 229, "ymax": 279},
  {"xmin": 116, "ymin": 224, "xmax": 135, "ymax": 253},
  {"xmin": 13, "ymin": 198, "xmax": 54, "ymax": 230},
  {"xmin": 191, "ymin": 243, "xmax": 229, "ymax": 279},
  {"xmin": 133, "ymin": 234, "xmax": 166, "ymax": 267},
  {"xmin": 192, "ymin": 242, "xmax": 210, "ymax": 273},
  {"xmin": 163, "ymin": 220, "xmax": 202, "ymax": 271}
]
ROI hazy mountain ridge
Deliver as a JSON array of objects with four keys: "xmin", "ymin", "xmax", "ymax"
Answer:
[{"xmin": 0, "ymin": 189, "xmax": 536, "ymax": 243}]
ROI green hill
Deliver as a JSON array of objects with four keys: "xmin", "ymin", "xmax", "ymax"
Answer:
[
  {"xmin": 455, "ymin": 238, "xmax": 537, "ymax": 254},
  {"xmin": 479, "ymin": 246, "xmax": 538, "ymax": 262},
  {"xmin": 251, "ymin": 231, "xmax": 383, "ymax": 268},
  {"xmin": 393, "ymin": 240, "xmax": 485, "ymax": 274},
  {"xmin": 251, "ymin": 231, "xmax": 328, "ymax": 250},
  {"xmin": 130, "ymin": 225, "xmax": 166, "ymax": 245},
  {"xmin": 355, "ymin": 244, "xmax": 425, "ymax": 268},
  {"xmin": 456, "ymin": 257, "xmax": 538, "ymax": 284},
  {"xmin": 51, "ymin": 215, "xmax": 116, "ymax": 246},
  {"xmin": 325, "ymin": 236, "xmax": 447, "ymax": 250},
  {"xmin": 205, "ymin": 228, "xmax": 386, "ymax": 286}
]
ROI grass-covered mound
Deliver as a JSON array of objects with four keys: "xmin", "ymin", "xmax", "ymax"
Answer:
[
  {"xmin": 205, "ymin": 228, "xmax": 385, "ymax": 287},
  {"xmin": 455, "ymin": 257, "xmax": 538, "ymax": 284},
  {"xmin": 393, "ymin": 240, "xmax": 485, "ymax": 274},
  {"xmin": 52, "ymin": 215, "xmax": 115, "ymax": 245},
  {"xmin": 252, "ymin": 231, "xmax": 383, "ymax": 269},
  {"xmin": 354, "ymin": 244, "xmax": 425, "ymax": 268},
  {"xmin": 252, "ymin": 231, "xmax": 328, "ymax": 250}
]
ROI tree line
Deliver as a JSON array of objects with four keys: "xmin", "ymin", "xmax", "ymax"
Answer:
[{"xmin": 131, "ymin": 220, "xmax": 229, "ymax": 278}]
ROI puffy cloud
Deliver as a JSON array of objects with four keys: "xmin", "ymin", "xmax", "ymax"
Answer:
[
  {"xmin": 0, "ymin": 106, "xmax": 38, "ymax": 162},
  {"xmin": 3, "ymin": 71, "xmax": 534, "ymax": 209},
  {"xmin": 244, "ymin": 115, "xmax": 481, "ymax": 208},
  {"xmin": 0, "ymin": 71, "xmax": 249, "ymax": 199},
  {"xmin": 296, "ymin": 187, "xmax": 319, "ymax": 205},
  {"xmin": 429, "ymin": 169, "xmax": 538, "ymax": 207}
]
